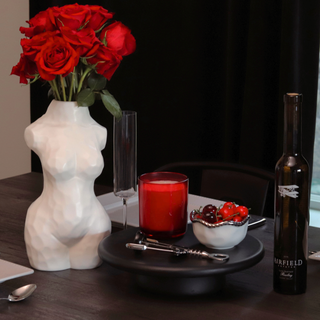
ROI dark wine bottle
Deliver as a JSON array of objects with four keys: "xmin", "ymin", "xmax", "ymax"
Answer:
[{"xmin": 273, "ymin": 93, "xmax": 309, "ymax": 294}]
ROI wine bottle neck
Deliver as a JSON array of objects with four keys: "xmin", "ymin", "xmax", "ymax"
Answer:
[{"xmin": 283, "ymin": 93, "xmax": 302, "ymax": 155}]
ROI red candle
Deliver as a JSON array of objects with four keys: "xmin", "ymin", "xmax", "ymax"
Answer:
[{"xmin": 138, "ymin": 172, "xmax": 188, "ymax": 239}]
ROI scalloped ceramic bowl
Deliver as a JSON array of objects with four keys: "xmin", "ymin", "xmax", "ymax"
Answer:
[{"xmin": 190, "ymin": 210, "xmax": 249, "ymax": 250}]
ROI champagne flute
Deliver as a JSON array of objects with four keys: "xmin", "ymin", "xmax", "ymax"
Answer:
[{"xmin": 113, "ymin": 111, "xmax": 137, "ymax": 229}]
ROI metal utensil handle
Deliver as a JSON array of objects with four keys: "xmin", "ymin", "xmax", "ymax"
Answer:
[
  {"xmin": 144, "ymin": 239, "xmax": 178, "ymax": 250},
  {"xmin": 143, "ymin": 236, "xmax": 187, "ymax": 251},
  {"xmin": 126, "ymin": 243, "xmax": 184, "ymax": 255},
  {"xmin": 126, "ymin": 243, "xmax": 148, "ymax": 251},
  {"xmin": 207, "ymin": 253, "xmax": 229, "ymax": 262},
  {"xmin": 248, "ymin": 218, "xmax": 266, "ymax": 230},
  {"xmin": 187, "ymin": 249, "xmax": 229, "ymax": 262},
  {"xmin": 139, "ymin": 239, "xmax": 229, "ymax": 262}
]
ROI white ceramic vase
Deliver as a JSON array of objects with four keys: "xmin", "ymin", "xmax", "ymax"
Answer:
[{"xmin": 24, "ymin": 100, "xmax": 111, "ymax": 271}]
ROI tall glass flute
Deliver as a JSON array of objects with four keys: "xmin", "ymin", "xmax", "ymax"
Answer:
[{"xmin": 113, "ymin": 111, "xmax": 137, "ymax": 229}]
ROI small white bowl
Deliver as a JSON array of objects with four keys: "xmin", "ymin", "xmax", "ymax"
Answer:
[{"xmin": 190, "ymin": 210, "xmax": 249, "ymax": 250}]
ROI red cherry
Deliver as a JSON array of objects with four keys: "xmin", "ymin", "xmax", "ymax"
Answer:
[
  {"xmin": 202, "ymin": 204, "xmax": 217, "ymax": 215},
  {"xmin": 200, "ymin": 204, "xmax": 218, "ymax": 223},
  {"xmin": 223, "ymin": 202, "xmax": 235, "ymax": 209},
  {"xmin": 196, "ymin": 213, "xmax": 202, "ymax": 219},
  {"xmin": 219, "ymin": 207, "xmax": 234, "ymax": 221},
  {"xmin": 202, "ymin": 205, "xmax": 217, "ymax": 219},
  {"xmin": 204, "ymin": 214, "xmax": 218, "ymax": 224},
  {"xmin": 237, "ymin": 206, "xmax": 249, "ymax": 218},
  {"xmin": 233, "ymin": 215, "xmax": 242, "ymax": 222},
  {"xmin": 233, "ymin": 205, "xmax": 239, "ymax": 214}
]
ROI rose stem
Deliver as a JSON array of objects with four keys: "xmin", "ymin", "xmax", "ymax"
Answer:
[
  {"xmin": 77, "ymin": 66, "xmax": 91, "ymax": 93},
  {"xmin": 68, "ymin": 68, "xmax": 75, "ymax": 101},
  {"xmin": 49, "ymin": 79, "xmax": 61, "ymax": 101},
  {"xmin": 60, "ymin": 75, "xmax": 66, "ymax": 101}
]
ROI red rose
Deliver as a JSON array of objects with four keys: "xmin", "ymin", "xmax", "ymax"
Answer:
[
  {"xmin": 11, "ymin": 54, "xmax": 37, "ymax": 84},
  {"xmin": 20, "ymin": 8, "xmax": 58, "ymax": 38},
  {"xmin": 21, "ymin": 30, "xmax": 60, "ymax": 61},
  {"xmin": 54, "ymin": 4, "xmax": 91, "ymax": 30},
  {"xmin": 100, "ymin": 21, "xmax": 136, "ymax": 56},
  {"xmin": 88, "ymin": 5, "xmax": 114, "ymax": 31},
  {"xmin": 87, "ymin": 45, "xmax": 122, "ymax": 80},
  {"xmin": 60, "ymin": 26, "xmax": 99, "ymax": 57},
  {"xmin": 34, "ymin": 35, "xmax": 79, "ymax": 81}
]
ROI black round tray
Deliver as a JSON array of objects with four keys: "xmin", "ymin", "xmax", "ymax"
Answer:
[{"xmin": 98, "ymin": 225, "xmax": 264, "ymax": 295}]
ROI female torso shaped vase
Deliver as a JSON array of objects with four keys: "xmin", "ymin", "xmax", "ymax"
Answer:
[{"xmin": 24, "ymin": 100, "xmax": 111, "ymax": 271}]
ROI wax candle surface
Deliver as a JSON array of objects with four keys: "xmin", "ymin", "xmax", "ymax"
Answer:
[{"xmin": 139, "ymin": 174, "xmax": 188, "ymax": 239}]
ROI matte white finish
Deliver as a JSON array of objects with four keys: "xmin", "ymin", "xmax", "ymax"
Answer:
[
  {"xmin": 0, "ymin": 259, "xmax": 34, "ymax": 283},
  {"xmin": 192, "ymin": 221, "xmax": 248, "ymax": 250},
  {"xmin": 24, "ymin": 100, "xmax": 111, "ymax": 271}
]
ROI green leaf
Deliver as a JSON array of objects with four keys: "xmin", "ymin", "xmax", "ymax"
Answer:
[
  {"xmin": 76, "ymin": 88, "xmax": 95, "ymax": 107},
  {"xmin": 80, "ymin": 57, "xmax": 89, "ymax": 66},
  {"xmin": 28, "ymin": 73, "xmax": 40, "ymax": 84},
  {"xmin": 87, "ymin": 72, "xmax": 107, "ymax": 91},
  {"xmin": 101, "ymin": 90, "xmax": 122, "ymax": 119},
  {"xmin": 95, "ymin": 22, "xmax": 109, "ymax": 34},
  {"xmin": 78, "ymin": 20, "xmax": 89, "ymax": 31},
  {"xmin": 101, "ymin": 33, "xmax": 107, "ymax": 47},
  {"xmin": 80, "ymin": 57, "xmax": 98, "ymax": 68}
]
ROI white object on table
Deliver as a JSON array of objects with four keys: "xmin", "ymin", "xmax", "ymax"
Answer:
[
  {"xmin": 0, "ymin": 259, "xmax": 34, "ymax": 283},
  {"xmin": 309, "ymin": 252, "xmax": 320, "ymax": 261},
  {"xmin": 24, "ymin": 100, "xmax": 111, "ymax": 271},
  {"xmin": 97, "ymin": 192, "xmax": 225, "ymax": 227}
]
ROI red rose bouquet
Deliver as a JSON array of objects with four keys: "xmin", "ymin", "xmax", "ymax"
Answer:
[{"xmin": 11, "ymin": 3, "xmax": 136, "ymax": 118}]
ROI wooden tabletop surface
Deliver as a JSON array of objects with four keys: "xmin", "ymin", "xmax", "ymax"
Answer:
[{"xmin": 0, "ymin": 172, "xmax": 320, "ymax": 320}]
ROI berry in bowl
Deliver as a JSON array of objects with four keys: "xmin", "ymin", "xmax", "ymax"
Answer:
[{"xmin": 190, "ymin": 202, "xmax": 250, "ymax": 250}]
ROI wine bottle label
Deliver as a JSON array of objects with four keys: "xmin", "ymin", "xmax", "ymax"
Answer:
[
  {"xmin": 278, "ymin": 185, "xmax": 299, "ymax": 198},
  {"xmin": 274, "ymin": 257, "xmax": 304, "ymax": 280},
  {"xmin": 274, "ymin": 258, "xmax": 303, "ymax": 267}
]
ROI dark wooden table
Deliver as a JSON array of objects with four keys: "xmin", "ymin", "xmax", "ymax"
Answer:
[{"xmin": 0, "ymin": 173, "xmax": 320, "ymax": 320}]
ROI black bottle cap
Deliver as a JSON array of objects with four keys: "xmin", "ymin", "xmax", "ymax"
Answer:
[{"xmin": 284, "ymin": 93, "xmax": 303, "ymax": 103}]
